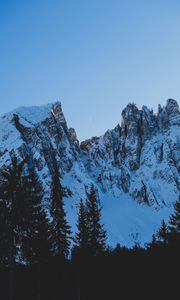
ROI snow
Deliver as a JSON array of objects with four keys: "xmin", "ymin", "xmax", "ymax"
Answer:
[
  {"xmin": 101, "ymin": 192, "xmax": 173, "ymax": 248},
  {"xmin": 64, "ymin": 187, "xmax": 174, "ymax": 248},
  {"xmin": 0, "ymin": 100, "xmax": 179, "ymax": 247},
  {"xmin": 3, "ymin": 103, "xmax": 53, "ymax": 125}
]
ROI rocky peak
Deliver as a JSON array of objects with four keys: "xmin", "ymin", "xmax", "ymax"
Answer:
[
  {"xmin": 121, "ymin": 103, "xmax": 156, "ymax": 139},
  {"xmin": 165, "ymin": 98, "xmax": 179, "ymax": 116},
  {"xmin": 51, "ymin": 102, "xmax": 66, "ymax": 125},
  {"xmin": 121, "ymin": 103, "xmax": 144, "ymax": 139},
  {"xmin": 141, "ymin": 106, "xmax": 156, "ymax": 139},
  {"xmin": 158, "ymin": 99, "xmax": 180, "ymax": 129},
  {"xmin": 122, "ymin": 103, "xmax": 139, "ymax": 123},
  {"xmin": 120, "ymin": 103, "xmax": 142, "ymax": 170},
  {"xmin": 69, "ymin": 127, "xmax": 79, "ymax": 148}
]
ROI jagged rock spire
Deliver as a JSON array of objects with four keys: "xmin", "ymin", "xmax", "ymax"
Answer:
[
  {"xmin": 165, "ymin": 99, "xmax": 179, "ymax": 116},
  {"xmin": 51, "ymin": 102, "xmax": 67, "ymax": 124}
]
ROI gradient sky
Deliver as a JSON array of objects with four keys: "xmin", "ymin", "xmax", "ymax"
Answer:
[{"xmin": 0, "ymin": 0, "xmax": 180, "ymax": 141}]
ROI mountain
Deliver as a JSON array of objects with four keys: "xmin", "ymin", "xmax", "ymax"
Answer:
[{"xmin": 0, "ymin": 99, "xmax": 179, "ymax": 247}]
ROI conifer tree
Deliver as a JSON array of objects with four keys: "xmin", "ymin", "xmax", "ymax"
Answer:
[
  {"xmin": 147, "ymin": 234, "xmax": 158, "ymax": 251},
  {"xmin": 0, "ymin": 155, "xmax": 24, "ymax": 300},
  {"xmin": 50, "ymin": 171, "xmax": 71, "ymax": 258},
  {"xmin": 21, "ymin": 166, "xmax": 52, "ymax": 264},
  {"xmin": 156, "ymin": 219, "xmax": 169, "ymax": 245},
  {"xmin": 86, "ymin": 185, "xmax": 107, "ymax": 255},
  {"xmin": 0, "ymin": 195, "xmax": 9, "ymax": 265},
  {"xmin": 168, "ymin": 196, "xmax": 180, "ymax": 247},
  {"xmin": 169, "ymin": 196, "xmax": 180, "ymax": 233},
  {"xmin": 74, "ymin": 199, "xmax": 89, "ymax": 250},
  {"xmin": 0, "ymin": 156, "xmax": 25, "ymax": 263}
]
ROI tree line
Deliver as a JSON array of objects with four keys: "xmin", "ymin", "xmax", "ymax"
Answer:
[
  {"xmin": 147, "ymin": 195, "xmax": 180, "ymax": 250},
  {"xmin": 0, "ymin": 155, "xmax": 180, "ymax": 300},
  {"xmin": 0, "ymin": 155, "xmax": 107, "ymax": 267}
]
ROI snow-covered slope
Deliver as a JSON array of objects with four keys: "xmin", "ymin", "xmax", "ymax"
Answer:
[{"xmin": 0, "ymin": 99, "xmax": 179, "ymax": 247}]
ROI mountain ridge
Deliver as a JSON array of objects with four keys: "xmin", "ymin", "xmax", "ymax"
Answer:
[{"xmin": 0, "ymin": 99, "xmax": 179, "ymax": 247}]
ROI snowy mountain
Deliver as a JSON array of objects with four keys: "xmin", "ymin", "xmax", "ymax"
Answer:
[{"xmin": 0, "ymin": 99, "xmax": 179, "ymax": 247}]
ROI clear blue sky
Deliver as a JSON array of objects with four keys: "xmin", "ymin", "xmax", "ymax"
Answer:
[{"xmin": 0, "ymin": 0, "xmax": 180, "ymax": 140}]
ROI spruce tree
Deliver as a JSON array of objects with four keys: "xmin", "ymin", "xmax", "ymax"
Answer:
[
  {"xmin": 0, "ymin": 196, "xmax": 9, "ymax": 265},
  {"xmin": 168, "ymin": 196, "xmax": 180, "ymax": 247},
  {"xmin": 169, "ymin": 196, "xmax": 180, "ymax": 233},
  {"xmin": 50, "ymin": 171, "xmax": 71, "ymax": 258},
  {"xmin": 156, "ymin": 219, "xmax": 169, "ymax": 245},
  {"xmin": 147, "ymin": 234, "xmax": 158, "ymax": 251},
  {"xmin": 74, "ymin": 199, "xmax": 89, "ymax": 250},
  {"xmin": 21, "ymin": 166, "xmax": 52, "ymax": 264},
  {"xmin": 0, "ymin": 155, "xmax": 25, "ymax": 300},
  {"xmin": 0, "ymin": 156, "xmax": 25, "ymax": 263},
  {"xmin": 86, "ymin": 185, "xmax": 107, "ymax": 255}
]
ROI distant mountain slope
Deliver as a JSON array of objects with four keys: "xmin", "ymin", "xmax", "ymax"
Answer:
[{"xmin": 0, "ymin": 99, "xmax": 179, "ymax": 246}]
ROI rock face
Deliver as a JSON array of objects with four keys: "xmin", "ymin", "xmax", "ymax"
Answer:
[
  {"xmin": 81, "ymin": 99, "xmax": 179, "ymax": 207},
  {"xmin": 0, "ymin": 99, "xmax": 179, "ymax": 246}
]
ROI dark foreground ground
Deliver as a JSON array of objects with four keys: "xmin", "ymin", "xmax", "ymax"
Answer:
[{"xmin": 0, "ymin": 247, "xmax": 179, "ymax": 300}]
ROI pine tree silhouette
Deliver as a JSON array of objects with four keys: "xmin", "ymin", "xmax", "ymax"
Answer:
[
  {"xmin": 0, "ymin": 155, "xmax": 25, "ymax": 300},
  {"xmin": 86, "ymin": 185, "xmax": 107, "ymax": 255},
  {"xmin": 156, "ymin": 219, "xmax": 169, "ymax": 245},
  {"xmin": 168, "ymin": 196, "xmax": 180, "ymax": 247},
  {"xmin": 0, "ymin": 196, "xmax": 9, "ymax": 265},
  {"xmin": 169, "ymin": 196, "xmax": 180, "ymax": 233},
  {"xmin": 74, "ymin": 199, "xmax": 89, "ymax": 251},
  {"xmin": 146, "ymin": 233, "xmax": 158, "ymax": 251},
  {"xmin": 21, "ymin": 166, "xmax": 52, "ymax": 264},
  {"xmin": 50, "ymin": 171, "xmax": 71, "ymax": 258}
]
